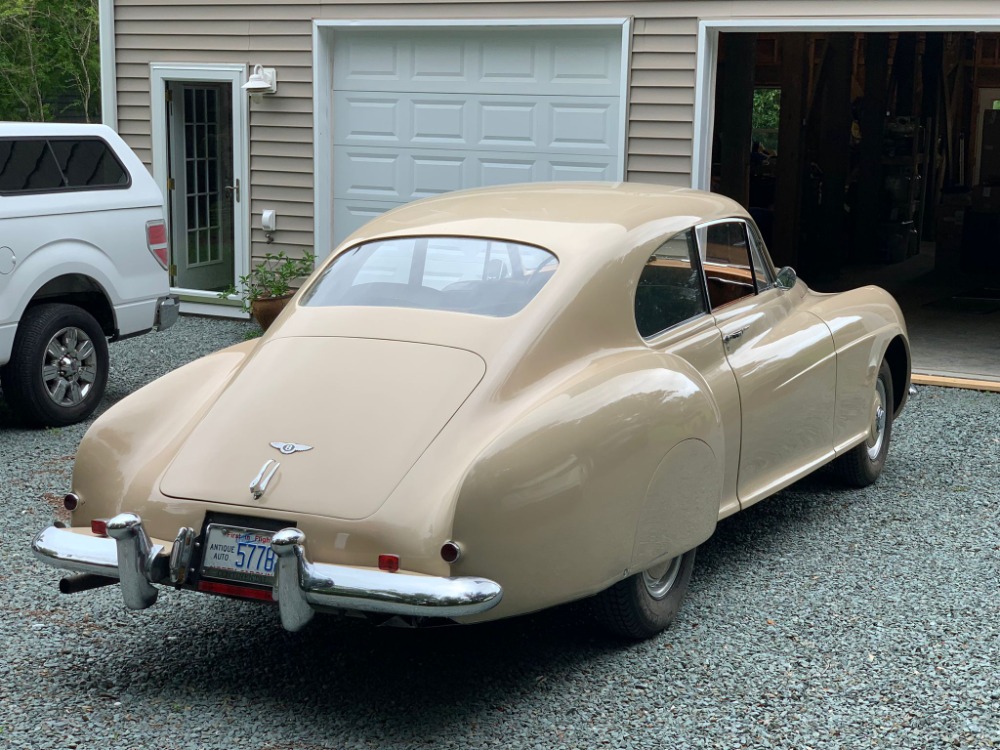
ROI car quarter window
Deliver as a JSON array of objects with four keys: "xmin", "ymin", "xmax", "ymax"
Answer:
[
  {"xmin": 634, "ymin": 229, "xmax": 707, "ymax": 338},
  {"xmin": 698, "ymin": 220, "xmax": 760, "ymax": 311},
  {"xmin": 0, "ymin": 137, "xmax": 129, "ymax": 195},
  {"xmin": 301, "ymin": 236, "xmax": 558, "ymax": 317},
  {"xmin": 746, "ymin": 220, "xmax": 775, "ymax": 290}
]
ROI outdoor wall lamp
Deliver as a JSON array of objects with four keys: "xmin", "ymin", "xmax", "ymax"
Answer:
[{"xmin": 242, "ymin": 64, "xmax": 277, "ymax": 96}]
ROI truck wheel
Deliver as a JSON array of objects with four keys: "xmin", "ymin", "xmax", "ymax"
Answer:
[
  {"xmin": 1, "ymin": 303, "xmax": 109, "ymax": 427},
  {"xmin": 591, "ymin": 548, "xmax": 696, "ymax": 640}
]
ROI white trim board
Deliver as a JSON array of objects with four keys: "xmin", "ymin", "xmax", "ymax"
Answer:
[
  {"xmin": 312, "ymin": 18, "xmax": 632, "ymax": 259},
  {"xmin": 148, "ymin": 63, "xmax": 251, "ymax": 297},
  {"xmin": 692, "ymin": 16, "xmax": 1000, "ymax": 191},
  {"xmin": 98, "ymin": 0, "xmax": 117, "ymax": 128}
]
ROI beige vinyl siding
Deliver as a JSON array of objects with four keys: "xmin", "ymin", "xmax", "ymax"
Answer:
[
  {"xmin": 112, "ymin": 0, "xmax": 704, "ymax": 257},
  {"xmin": 113, "ymin": 0, "xmax": 1000, "ymax": 259},
  {"xmin": 114, "ymin": 2, "xmax": 315, "ymax": 257}
]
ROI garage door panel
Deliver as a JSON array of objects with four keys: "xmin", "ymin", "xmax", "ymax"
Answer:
[
  {"xmin": 333, "ymin": 200, "xmax": 400, "ymax": 244},
  {"xmin": 480, "ymin": 103, "xmax": 538, "ymax": 148},
  {"xmin": 412, "ymin": 41, "xmax": 468, "ymax": 82},
  {"xmin": 336, "ymin": 151, "xmax": 407, "ymax": 201},
  {"xmin": 412, "ymin": 100, "xmax": 468, "ymax": 143},
  {"xmin": 335, "ymin": 148, "xmax": 618, "ymax": 203},
  {"xmin": 330, "ymin": 26, "xmax": 623, "ymax": 245},
  {"xmin": 549, "ymin": 160, "xmax": 617, "ymax": 181},
  {"xmin": 342, "ymin": 98, "xmax": 403, "ymax": 143},
  {"xmin": 477, "ymin": 158, "xmax": 539, "ymax": 186},
  {"xmin": 412, "ymin": 155, "xmax": 466, "ymax": 198},
  {"xmin": 334, "ymin": 29, "xmax": 621, "ymax": 96},
  {"xmin": 335, "ymin": 92, "xmax": 618, "ymax": 155},
  {"xmin": 480, "ymin": 40, "xmax": 538, "ymax": 84}
]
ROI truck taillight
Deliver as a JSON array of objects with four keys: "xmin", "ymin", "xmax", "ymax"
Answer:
[{"xmin": 146, "ymin": 220, "xmax": 169, "ymax": 270}]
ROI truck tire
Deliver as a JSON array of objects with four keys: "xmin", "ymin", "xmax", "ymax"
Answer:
[{"xmin": 1, "ymin": 303, "xmax": 109, "ymax": 427}]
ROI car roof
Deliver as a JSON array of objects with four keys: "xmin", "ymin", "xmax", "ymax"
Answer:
[{"xmin": 338, "ymin": 182, "xmax": 750, "ymax": 259}]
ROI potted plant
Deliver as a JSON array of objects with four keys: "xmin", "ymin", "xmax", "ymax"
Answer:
[{"xmin": 219, "ymin": 250, "xmax": 316, "ymax": 330}]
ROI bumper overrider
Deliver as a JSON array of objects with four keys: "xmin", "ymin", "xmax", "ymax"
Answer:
[{"xmin": 31, "ymin": 514, "xmax": 503, "ymax": 632}]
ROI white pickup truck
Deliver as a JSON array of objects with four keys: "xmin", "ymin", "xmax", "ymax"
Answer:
[{"xmin": 0, "ymin": 123, "xmax": 178, "ymax": 427}]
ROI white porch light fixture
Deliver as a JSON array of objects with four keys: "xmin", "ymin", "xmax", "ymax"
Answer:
[{"xmin": 242, "ymin": 64, "xmax": 277, "ymax": 96}]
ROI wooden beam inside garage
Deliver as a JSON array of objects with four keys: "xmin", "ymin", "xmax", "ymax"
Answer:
[
  {"xmin": 772, "ymin": 34, "xmax": 808, "ymax": 269},
  {"xmin": 855, "ymin": 33, "xmax": 890, "ymax": 261},
  {"xmin": 812, "ymin": 33, "xmax": 855, "ymax": 278},
  {"xmin": 716, "ymin": 33, "xmax": 757, "ymax": 208}
]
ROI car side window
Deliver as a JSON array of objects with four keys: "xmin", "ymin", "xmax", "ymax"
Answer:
[
  {"xmin": 634, "ymin": 229, "xmax": 707, "ymax": 338},
  {"xmin": 0, "ymin": 137, "xmax": 129, "ymax": 195},
  {"xmin": 699, "ymin": 221, "xmax": 758, "ymax": 310}
]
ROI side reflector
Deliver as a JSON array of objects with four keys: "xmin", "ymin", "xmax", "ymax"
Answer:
[
  {"xmin": 146, "ymin": 219, "xmax": 169, "ymax": 270},
  {"xmin": 63, "ymin": 493, "xmax": 81, "ymax": 511},
  {"xmin": 197, "ymin": 580, "xmax": 274, "ymax": 602},
  {"xmin": 90, "ymin": 519, "xmax": 108, "ymax": 537},
  {"xmin": 378, "ymin": 554, "xmax": 400, "ymax": 573}
]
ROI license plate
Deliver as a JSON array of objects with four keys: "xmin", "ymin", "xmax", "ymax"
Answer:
[{"xmin": 201, "ymin": 524, "xmax": 277, "ymax": 586}]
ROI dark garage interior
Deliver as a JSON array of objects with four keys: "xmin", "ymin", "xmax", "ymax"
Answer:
[{"xmin": 711, "ymin": 31, "xmax": 1000, "ymax": 383}]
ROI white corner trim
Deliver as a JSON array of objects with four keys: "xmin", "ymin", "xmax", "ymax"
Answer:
[
  {"xmin": 313, "ymin": 22, "xmax": 334, "ymax": 260},
  {"xmin": 98, "ymin": 0, "xmax": 117, "ymax": 129}
]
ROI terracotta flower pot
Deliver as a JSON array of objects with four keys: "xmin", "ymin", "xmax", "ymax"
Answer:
[{"xmin": 250, "ymin": 294, "xmax": 293, "ymax": 331}]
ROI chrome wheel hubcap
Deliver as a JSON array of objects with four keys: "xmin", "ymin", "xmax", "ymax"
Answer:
[
  {"xmin": 41, "ymin": 326, "xmax": 97, "ymax": 407},
  {"xmin": 642, "ymin": 555, "xmax": 683, "ymax": 600},
  {"xmin": 866, "ymin": 378, "xmax": 888, "ymax": 460}
]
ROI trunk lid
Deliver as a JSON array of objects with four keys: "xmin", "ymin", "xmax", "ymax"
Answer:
[{"xmin": 159, "ymin": 337, "xmax": 485, "ymax": 519}]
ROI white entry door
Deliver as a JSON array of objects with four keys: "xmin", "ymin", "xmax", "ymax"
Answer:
[
  {"xmin": 330, "ymin": 26, "xmax": 627, "ymax": 244},
  {"xmin": 151, "ymin": 64, "xmax": 249, "ymax": 298}
]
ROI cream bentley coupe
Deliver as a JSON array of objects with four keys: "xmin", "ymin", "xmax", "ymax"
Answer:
[{"xmin": 32, "ymin": 183, "xmax": 910, "ymax": 639}]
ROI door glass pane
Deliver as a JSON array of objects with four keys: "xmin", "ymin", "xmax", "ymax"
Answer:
[
  {"xmin": 170, "ymin": 81, "xmax": 235, "ymax": 292},
  {"xmin": 701, "ymin": 222, "xmax": 757, "ymax": 310}
]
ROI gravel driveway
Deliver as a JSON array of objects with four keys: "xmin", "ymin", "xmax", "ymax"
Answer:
[{"xmin": 1, "ymin": 316, "xmax": 997, "ymax": 750}]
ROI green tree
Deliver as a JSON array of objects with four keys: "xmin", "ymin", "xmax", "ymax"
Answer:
[
  {"xmin": 0, "ymin": 0, "xmax": 100, "ymax": 122},
  {"xmin": 752, "ymin": 88, "xmax": 781, "ymax": 131}
]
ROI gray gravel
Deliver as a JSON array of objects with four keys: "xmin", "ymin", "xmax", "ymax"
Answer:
[{"xmin": 1, "ymin": 315, "xmax": 998, "ymax": 750}]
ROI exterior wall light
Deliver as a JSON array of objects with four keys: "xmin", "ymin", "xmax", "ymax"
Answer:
[{"xmin": 242, "ymin": 64, "xmax": 277, "ymax": 96}]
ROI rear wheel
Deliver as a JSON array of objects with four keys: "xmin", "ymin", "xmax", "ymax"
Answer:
[
  {"xmin": 592, "ymin": 548, "xmax": 696, "ymax": 639},
  {"xmin": 1, "ymin": 303, "xmax": 109, "ymax": 427},
  {"xmin": 834, "ymin": 358, "xmax": 894, "ymax": 487}
]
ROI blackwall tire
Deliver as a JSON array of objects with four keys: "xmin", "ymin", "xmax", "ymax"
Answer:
[
  {"xmin": 834, "ymin": 358, "xmax": 894, "ymax": 487},
  {"xmin": 0, "ymin": 303, "xmax": 109, "ymax": 427},
  {"xmin": 592, "ymin": 548, "xmax": 696, "ymax": 640}
]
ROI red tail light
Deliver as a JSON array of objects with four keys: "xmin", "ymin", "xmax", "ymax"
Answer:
[
  {"xmin": 91, "ymin": 519, "xmax": 109, "ymax": 537},
  {"xmin": 146, "ymin": 220, "xmax": 169, "ymax": 270},
  {"xmin": 378, "ymin": 554, "xmax": 400, "ymax": 573}
]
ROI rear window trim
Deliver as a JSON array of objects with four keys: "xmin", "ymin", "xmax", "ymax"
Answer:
[{"xmin": 0, "ymin": 135, "xmax": 133, "ymax": 196}]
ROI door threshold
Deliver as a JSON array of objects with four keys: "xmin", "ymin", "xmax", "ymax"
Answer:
[{"xmin": 179, "ymin": 300, "xmax": 250, "ymax": 320}]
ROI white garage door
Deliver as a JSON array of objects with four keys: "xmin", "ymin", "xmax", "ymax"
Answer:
[{"xmin": 331, "ymin": 26, "xmax": 625, "ymax": 243}]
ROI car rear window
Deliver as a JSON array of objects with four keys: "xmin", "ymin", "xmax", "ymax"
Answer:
[
  {"xmin": 301, "ymin": 237, "xmax": 558, "ymax": 317},
  {"xmin": 0, "ymin": 137, "xmax": 130, "ymax": 195}
]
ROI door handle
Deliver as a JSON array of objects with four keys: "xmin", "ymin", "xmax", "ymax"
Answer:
[
  {"xmin": 723, "ymin": 326, "xmax": 749, "ymax": 344},
  {"xmin": 224, "ymin": 178, "xmax": 240, "ymax": 203}
]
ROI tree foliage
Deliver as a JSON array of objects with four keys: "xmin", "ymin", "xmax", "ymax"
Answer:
[
  {"xmin": 0, "ymin": 0, "xmax": 100, "ymax": 122},
  {"xmin": 752, "ymin": 88, "xmax": 781, "ymax": 131}
]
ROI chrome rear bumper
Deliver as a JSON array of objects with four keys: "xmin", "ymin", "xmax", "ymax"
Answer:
[{"xmin": 31, "ymin": 514, "xmax": 503, "ymax": 631}]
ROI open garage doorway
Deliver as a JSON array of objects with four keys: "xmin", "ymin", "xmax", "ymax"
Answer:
[{"xmin": 706, "ymin": 30, "xmax": 1000, "ymax": 384}]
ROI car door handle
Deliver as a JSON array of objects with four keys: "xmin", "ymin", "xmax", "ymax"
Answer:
[{"xmin": 723, "ymin": 326, "xmax": 749, "ymax": 344}]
